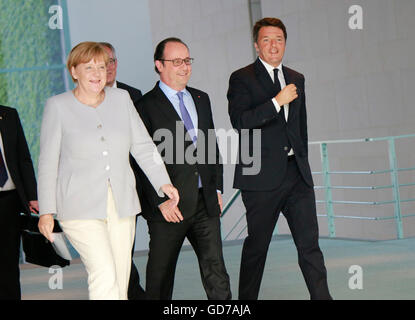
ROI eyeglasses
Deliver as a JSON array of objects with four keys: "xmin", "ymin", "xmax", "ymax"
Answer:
[{"xmin": 160, "ymin": 57, "xmax": 194, "ymax": 67}]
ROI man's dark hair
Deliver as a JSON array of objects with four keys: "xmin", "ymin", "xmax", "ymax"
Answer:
[
  {"xmin": 153, "ymin": 37, "xmax": 188, "ymax": 74},
  {"xmin": 253, "ymin": 17, "xmax": 287, "ymax": 43}
]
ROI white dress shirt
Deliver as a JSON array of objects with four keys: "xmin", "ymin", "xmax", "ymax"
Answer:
[
  {"xmin": 158, "ymin": 80, "xmax": 205, "ymax": 188},
  {"xmin": 258, "ymin": 58, "xmax": 288, "ymax": 119},
  {"xmin": 0, "ymin": 132, "xmax": 16, "ymax": 191},
  {"xmin": 259, "ymin": 58, "xmax": 293, "ymax": 156},
  {"xmin": 158, "ymin": 81, "xmax": 221, "ymax": 193},
  {"xmin": 158, "ymin": 80, "xmax": 199, "ymax": 139}
]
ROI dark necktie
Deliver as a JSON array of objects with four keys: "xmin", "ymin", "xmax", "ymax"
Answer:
[
  {"xmin": 274, "ymin": 68, "xmax": 291, "ymax": 153},
  {"xmin": 273, "ymin": 68, "xmax": 281, "ymax": 92},
  {"xmin": 0, "ymin": 146, "xmax": 8, "ymax": 187}
]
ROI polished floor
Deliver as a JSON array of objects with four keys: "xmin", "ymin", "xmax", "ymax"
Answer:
[{"xmin": 19, "ymin": 236, "xmax": 415, "ymax": 300}]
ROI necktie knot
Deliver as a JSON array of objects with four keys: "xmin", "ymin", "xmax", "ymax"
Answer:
[
  {"xmin": 273, "ymin": 68, "xmax": 282, "ymax": 93},
  {"xmin": 177, "ymin": 91, "xmax": 184, "ymax": 100},
  {"xmin": 273, "ymin": 68, "xmax": 279, "ymax": 80}
]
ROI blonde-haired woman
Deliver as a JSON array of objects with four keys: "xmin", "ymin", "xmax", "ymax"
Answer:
[{"xmin": 37, "ymin": 42, "xmax": 178, "ymax": 300}]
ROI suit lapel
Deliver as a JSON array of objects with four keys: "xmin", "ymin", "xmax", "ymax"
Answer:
[
  {"xmin": 0, "ymin": 108, "xmax": 8, "ymax": 147},
  {"xmin": 254, "ymin": 59, "xmax": 299, "ymax": 122},
  {"xmin": 185, "ymin": 87, "xmax": 207, "ymax": 152},
  {"xmin": 187, "ymin": 87, "xmax": 207, "ymax": 136},
  {"xmin": 153, "ymin": 83, "xmax": 182, "ymax": 124},
  {"xmin": 0, "ymin": 107, "xmax": 13, "ymax": 161},
  {"xmin": 153, "ymin": 83, "xmax": 195, "ymax": 149},
  {"xmin": 282, "ymin": 65, "xmax": 299, "ymax": 122},
  {"xmin": 0, "ymin": 108, "xmax": 5, "ymax": 135},
  {"xmin": 254, "ymin": 58, "xmax": 278, "ymax": 98}
]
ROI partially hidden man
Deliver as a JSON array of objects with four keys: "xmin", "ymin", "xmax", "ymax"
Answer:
[
  {"xmin": 0, "ymin": 105, "xmax": 38, "ymax": 300},
  {"xmin": 100, "ymin": 41, "xmax": 145, "ymax": 300}
]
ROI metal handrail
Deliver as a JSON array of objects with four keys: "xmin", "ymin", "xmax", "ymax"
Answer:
[
  {"xmin": 221, "ymin": 133, "xmax": 415, "ymax": 240},
  {"xmin": 221, "ymin": 189, "xmax": 241, "ymax": 218}
]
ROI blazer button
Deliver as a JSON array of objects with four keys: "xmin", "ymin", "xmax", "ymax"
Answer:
[
  {"xmin": 194, "ymin": 171, "xmax": 198, "ymax": 176},
  {"xmin": 284, "ymin": 146, "xmax": 289, "ymax": 151}
]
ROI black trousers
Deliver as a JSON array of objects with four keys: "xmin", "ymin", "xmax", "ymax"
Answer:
[
  {"xmin": 0, "ymin": 190, "xmax": 22, "ymax": 300},
  {"xmin": 239, "ymin": 158, "xmax": 331, "ymax": 300},
  {"xmin": 145, "ymin": 190, "xmax": 231, "ymax": 300},
  {"xmin": 127, "ymin": 215, "xmax": 146, "ymax": 300}
]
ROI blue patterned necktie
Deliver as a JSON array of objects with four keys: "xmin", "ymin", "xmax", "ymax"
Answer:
[
  {"xmin": 177, "ymin": 91, "xmax": 197, "ymax": 144},
  {"xmin": 0, "ymin": 146, "xmax": 8, "ymax": 187},
  {"xmin": 176, "ymin": 91, "xmax": 202, "ymax": 187}
]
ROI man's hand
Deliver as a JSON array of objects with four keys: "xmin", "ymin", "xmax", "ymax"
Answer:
[
  {"xmin": 159, "ymin": 184, "xmax": 182, "ymax": 222},
  {"xmin": 38, "ymin": 214, "xmax": 55, "ymax": 242},
  {"xmin": 29, "ymin": 200, "xmax": 39, "ymax": 214},
  {"xmin": 160, "ymin": 184, "xmax": 180, "ymax": 207},
  {"xmin": 217, "ymin": 192, "xmax": 223, "ymax": 213},
  {"xmin": 159, "ymin": 199, "xmax": 183, "ymax": 223},
  {"xmin": 275, "ymin": 83, "xmax": 298, "ymax": 106}
]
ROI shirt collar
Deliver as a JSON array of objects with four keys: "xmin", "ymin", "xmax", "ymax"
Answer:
[
  {"xmin": 259, "ymin": 57, "xmax": 283, "ymax": 75},
  {"xmin": 159, "ymin": 80, "xmax": 190, "ymax": 99}
]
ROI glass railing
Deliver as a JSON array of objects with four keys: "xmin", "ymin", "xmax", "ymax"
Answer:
[{"xmin": 221, "ymin": 133, "xmax": 415, "ymax": 240}]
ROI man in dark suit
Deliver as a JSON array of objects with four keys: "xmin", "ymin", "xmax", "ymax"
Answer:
[
  {"xmin": 0, "ymin": 105, "xmax": 38, "ymax": 300},
  {"xmin": 100, "ymin": 42, "xmax": 145, "ymax": 300},
  {"xmin": 100, "ymin": 42, "xmax": 143, "ymax": 104},
  {"xmin": 227, "ymin": 18, "xmax": 331, "ymax": 300},
  {"xmin": 135, "ymin": 37, "xmax": 231, "ymax": 300}
]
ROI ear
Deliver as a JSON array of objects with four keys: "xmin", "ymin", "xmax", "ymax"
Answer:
[
  {"xmin": 254, "ymin": 42, "xmax": 259, "ymax": 54},
  {"xmin": 155, "ymin": 60, "xmax": 163, "ymax": 74},
  {"xmin": 71, "ymin": 66, "xmax": 78, "ymax": 80}
]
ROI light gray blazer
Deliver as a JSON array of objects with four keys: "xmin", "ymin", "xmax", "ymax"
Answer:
[{"xmin": 38, "ymin": 87, "xmax": 171, "ymax": 220}]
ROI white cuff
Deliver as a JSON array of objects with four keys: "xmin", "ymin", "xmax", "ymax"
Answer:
[{"xmin": 272, "ymin": 98, "xmax": 281, "ymax": 113}]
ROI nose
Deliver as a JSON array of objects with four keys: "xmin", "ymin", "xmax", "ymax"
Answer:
[{"xmin": 90, "ymin": 68, "xmax": 103, "ymax": 79}]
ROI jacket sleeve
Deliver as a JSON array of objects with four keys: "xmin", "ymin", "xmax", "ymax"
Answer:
[
  {"xmin": 206, "ymin": 95, "xmax": 223, "ymax": 193},
  {"xmin": 133, "ymin": 100, "xmax": 171, "ymax": 209},
  {"xmin": 14, "ymin": 109, "xmax": 37, "ymax": 203},
  {"xmin": 127, "ymin": 98, "xmax": 171, "ymax": 198},
  {"xmin": 227, "ymin": 72, "xmax": 280, "ymax": 131},
  {"xmin": 37, "ymin": 98, "xmax": 62, "ymax": 215},
  {"xmin": 299, "ymin": 76, "xmax": 308, "ymax": 154}
]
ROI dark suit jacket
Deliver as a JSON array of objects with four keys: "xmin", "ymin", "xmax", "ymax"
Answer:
[
  {"xmin": 227, "ymin": 58, "xmax": 313, "ymax": 191},
  {"xmin": 134, "ymin": 82, "xmax": 223, "ymax": 222},
  {"xmin": 117, "ymin": 81, "xmax": 142, "ymax": 107},
  {"xmin": 0, "ymin": 106, "xmax": 37, "ymax": 213}
]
